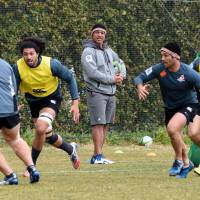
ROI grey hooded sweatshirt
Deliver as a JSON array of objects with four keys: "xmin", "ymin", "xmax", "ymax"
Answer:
[
  {"xmin": 0, "ymin": 59, "xmax": 18, "ymax": 117},
  {"xmin": 81, "ymin": 39, "xmax": 124, "ymax": 95}
]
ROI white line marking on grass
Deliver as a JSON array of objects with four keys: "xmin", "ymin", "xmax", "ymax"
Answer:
[
  {"xmin": 18, "ymin": 168, "xmax": 165, "ymax": 175},
  {"xmin": 83, "ymin": 160, "xmax": 171, "ymax": 164},
  {"xmin": 38, "ymin": 169, "xmax": 138, "ymax": 174},
  {"xmin": 17, "ymin": 169, "xmax": 142, "ymax": 175}
]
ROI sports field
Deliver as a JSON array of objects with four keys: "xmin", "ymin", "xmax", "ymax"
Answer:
[{"xmin": 0, "ymin": 144, "xmax": 200, "ymax": 200}]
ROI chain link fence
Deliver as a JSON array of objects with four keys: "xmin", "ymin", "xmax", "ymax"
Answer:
[{"xmin": 0, "ymin": 0, "xmax": 200, "ymax": 136}]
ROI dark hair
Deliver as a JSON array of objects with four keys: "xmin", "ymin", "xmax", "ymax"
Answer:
[
  {"xmin": 19, "ymin": 37, "xmax": 45, "ymax": 55},
  {"xmin": 91, "ymin": 23, "xmax": 106, "ymax": 31},
  {"xmin": 164, "ymin": 42, "xmax": 181, "ymax": 56}
]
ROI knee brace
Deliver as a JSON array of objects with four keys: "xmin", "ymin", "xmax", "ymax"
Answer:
[
  {"xmin": 46, "ymin": 134, "xmax": 58, "ymax": 145},
  {"xmin": 38, "ymin": 112, "xmax": 54, "ymax": 126},
  {"xmin": 37, "ymin": 112, "xmax": 54, "ymax": 135}
]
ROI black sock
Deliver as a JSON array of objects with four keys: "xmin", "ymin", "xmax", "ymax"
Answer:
[
  {"xmin": 58, "ymin": 141, "xmax": 73, "ymax": 155},
  {"xmin": 6, "ymin": 173, "xmax": 15, "ymax": 178},
  {"xmin": 31, "ymin": 147, "xmax": 41, "ymax": 165},
  {"xmin": 27, "ymin": 165, "xmax": 36, "ymax": 173}
]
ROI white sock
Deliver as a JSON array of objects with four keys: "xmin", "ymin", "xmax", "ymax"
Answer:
[{"xmin": 183, "ymin": 159, "xmax": 189, "ymax": 168}]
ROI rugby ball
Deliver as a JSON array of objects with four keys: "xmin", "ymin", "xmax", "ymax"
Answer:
[
  {"xmin": 140, "ymin": 136, "xmax": 153, "ymax": 147},
  {"xmin": 113, "ymin": 59, "xmax": 126, "ymax": 78}
]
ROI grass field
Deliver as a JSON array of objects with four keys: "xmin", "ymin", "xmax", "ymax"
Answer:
[{"xmin": 0, "ymin": 143, "xmax": 200, "ymax": 200}]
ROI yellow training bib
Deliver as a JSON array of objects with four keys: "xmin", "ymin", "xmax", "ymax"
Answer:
[{"xmin": 17, "ymin": 56, "xmax": 58, "ymax": 97}]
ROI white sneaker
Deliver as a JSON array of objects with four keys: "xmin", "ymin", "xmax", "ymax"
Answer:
[
  {"xmin": 91, "ymin": 154, "xmax": 115, "ymax": 164},
  {"xmin": 102, "ymin": 158, "xmax": 115, "ymax": 164},
  {"xmin": 0, "ymin": 173, "xmax": 18, "ymax": 185}
]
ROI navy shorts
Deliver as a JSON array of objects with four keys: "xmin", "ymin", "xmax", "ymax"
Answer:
[
  {"xmin": 165, "ymin": 103, "xmax": 199, "ymax": 126},
  {"xmin": 0, "ymin": 114, "xmax": 20, "ymax": 129}
]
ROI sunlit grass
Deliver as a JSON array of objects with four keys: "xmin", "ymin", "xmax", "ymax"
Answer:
[{"xmin": 0, "ymin": 144, "xmax": 199, "ymax": 200}]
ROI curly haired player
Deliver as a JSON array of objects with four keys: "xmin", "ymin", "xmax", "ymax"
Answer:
[{"xmin": 13, "ymin": 37, "xmax": 80, "ymax": 176}]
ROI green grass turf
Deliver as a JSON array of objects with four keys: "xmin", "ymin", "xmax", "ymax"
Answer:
[{"xmin": 0, "ymin": 144, "xmax": 200, "ymax": 200}]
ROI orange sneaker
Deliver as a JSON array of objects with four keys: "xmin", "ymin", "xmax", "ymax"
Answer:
[{"xmin": 70, "ymin": 142, "xmax": 80, "ymax": 169}]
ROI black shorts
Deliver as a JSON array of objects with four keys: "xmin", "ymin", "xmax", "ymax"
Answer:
[
  {"xmin": 165, "ymin": 103, "xmax": 199, "ymax": 126},
  {"xmin": 28, "ymin": 96, "xmax": 62, "ymax": 118},
  {"xmin": 195, "ymin": 104, "xmax": 200, "ymax": 116},
  {"xmin": 0, "ymin": 114, "xmax": 20, "ymax": 129}
]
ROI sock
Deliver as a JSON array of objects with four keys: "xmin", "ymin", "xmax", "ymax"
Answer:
[
  {"xmin": 32, "ymin": 147, "xmax": 41, "ymax": 165},
  {"xmin": 46, "ymin": 133, "xmax": 73, "ymax": 155},
  {"xmin": 27, "ymin": 165, "xmax": 37, "ymax": 173},
  {"xmin": 183, "ymin": 162, "xmax": 190, "ymax": 168},
  {"xmin": 6, "ymin": 173, "xmax": 15, "ymax": 178},
  {"xmin": 93, "ymin": 153, "xmax": 102, "ymax": 157},
  {"xmin": 58, "ymin": 141, "xmax": 73, "ymax": 155},
  {"xmin": 183, "ymin": 159, "xmax": 189, "ymax": 167},
  {"xmin": 176, "ymin": 159, "xmax": 183, "ymax": 164}
]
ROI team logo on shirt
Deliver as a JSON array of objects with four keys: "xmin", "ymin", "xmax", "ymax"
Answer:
[
  {"xmin": 160, "ymin": 70, "xmax": 167, "ymax": 77},
  {"xmin": 177, "ymin": 75, "xmax": 185, "ymax": 82},
  {"xmin": 50, "ymin": 100, "xmax": 56, "ymax": 104},
  {"xmin": 145, "ymin": 67, "xmax": 152, "ymax": 76},
  {"xmin": 32, "ymin": 88, "xmax": 46, "ymax": 94},
  {"xmin": 85, "ymin": 55, "xmax": 93, "ymax": 63},
  {"xmin": 186, "ymin": 107, "xmax": 192, "ymax": 112}
]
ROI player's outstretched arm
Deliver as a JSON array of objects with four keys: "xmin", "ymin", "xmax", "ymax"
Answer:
[{"xmin": 136, "ymin": 84, "xmax": 151, "ymax": 100}]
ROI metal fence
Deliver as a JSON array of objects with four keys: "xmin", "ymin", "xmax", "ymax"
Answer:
[{"xmin": 0, "ymin": 0, "xmax": 200, "ymax": 135}]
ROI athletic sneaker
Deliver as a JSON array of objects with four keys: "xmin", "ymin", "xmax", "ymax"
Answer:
[
  {"xmin": 169, "ymin": 160, "xmax": 183, "ymax": 176},
  {"xmin": 176, "ymin": 161, "xmax": 194, "ymax": 179},
  {"xmin": 90, "ymin": 154, "xmax": 115, "ymax": 164},
  {"xmin": 90, "ymin": 155, "xmax": 97, "ymax": 164},
  {"xmin": 0, "ymin": 173, "xmax": 18, "ymax": 185},
  {"xmin": 102, "ymin": 158, "xmax": 115, "ymax": 164},
  {"xmin": 27, "ymin": 165, "xmax": 40, "ymax": 184},
  {"xmin": 194, "ymin": 165, "xmax": 200, "ymax": 175},
  {"xmin": 70, "ymin": 142, "xmax": 80, "ymax": 169},
  {"xmin": 90, "ymin": 154, "xmax": 104, "ymax": 164}
]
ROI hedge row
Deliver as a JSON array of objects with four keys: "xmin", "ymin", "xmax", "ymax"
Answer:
[{"xmin": 0, "ymin": 1, "xmax": 199, "ymax": 134}]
